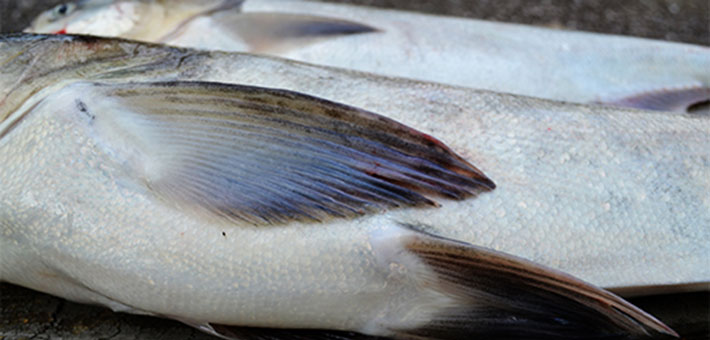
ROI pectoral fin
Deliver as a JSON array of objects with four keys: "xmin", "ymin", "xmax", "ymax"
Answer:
[
  {"xmin": 210, "ymin": 12, "xmax": 378, "ymax": 53},
  {"xmin": 78, "ymin": 81, "xmax": 492, "ymax": 225}
]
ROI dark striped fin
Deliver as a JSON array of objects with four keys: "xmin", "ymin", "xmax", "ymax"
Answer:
[
  {"xmin": 211, "ymin": 12, "xmax": 378, "ymax": 53},
  {"xmin": 82, "ymin": 81, "xmax": 493, "ymax": 225},
  {"xmin": 396, "ymin": 229, "xmax": 679, "ymax": 339}
]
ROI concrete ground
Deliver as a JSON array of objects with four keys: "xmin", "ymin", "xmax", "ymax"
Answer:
[{"xmin": 1, "ymin": 0, "xmax": 709, "ymax": 339}]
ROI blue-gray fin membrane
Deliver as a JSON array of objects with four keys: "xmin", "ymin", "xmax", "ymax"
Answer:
[{"xmin": 85, "ymin": 81, "xmax": 494, "ymax": 226}]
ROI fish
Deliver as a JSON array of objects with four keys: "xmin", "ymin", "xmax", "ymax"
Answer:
[
  {"xmin": 1, "ymin": 33, "xmax": 707, "ymax": 339},
  {"xmin": 25, "ymin": 0, "xmax": 710, "ymax": 112},
  {"xmin": 2, "ymin": 32, "xmax": 709, "ymax": 292}
]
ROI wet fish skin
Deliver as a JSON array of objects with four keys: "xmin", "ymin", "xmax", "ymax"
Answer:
[
  {"xmin": 0, "ymin": 36, "xmax": 688, "ymax": 339},
  {"xmin": 26, "ymin": 0, "xmax": 710, "ymax": 111},
  {"xmin": 2, "ymin": 33, "xmax": 709, "ymax": 293},
  {"xmin": 0, "ymin": 33, "xmax": 703, "ymax": 339}
]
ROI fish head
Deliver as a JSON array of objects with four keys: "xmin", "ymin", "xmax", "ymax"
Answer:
[
  {"xmin": 26, "ymin": 0, "xmax": 243, "ymax": 41},
  {"xmin": 25, "ymin": 2, "xmax": 77, "ymax": 35},
  {"xmin": 26, "ymin": 0, "xmax": 110, "ymax": 35}
]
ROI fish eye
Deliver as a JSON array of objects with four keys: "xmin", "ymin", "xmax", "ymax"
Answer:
[
  {"xmin": 55, "ymin": 4, "xmax": 68, "ymax": 15},
  {"xmin": 51, "ymin": 3, "xmax": 75, "ymax": 20}
]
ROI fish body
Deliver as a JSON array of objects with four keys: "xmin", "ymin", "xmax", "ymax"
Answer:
[
  {"xmin": 26, "ymin": 0, "xmax": 710, "ymax": 111},
  {"xmin": 1, "ymin": 34, "xmax": 707, "ymax": 338},
  {"xmin": 2, "ymin": 33, "xmax": 709, "ymax": 291}
]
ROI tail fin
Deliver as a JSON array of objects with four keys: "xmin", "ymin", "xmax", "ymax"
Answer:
[{"xmin": 394, "ymin": 229, "xmax": 679, "ymax": 339}]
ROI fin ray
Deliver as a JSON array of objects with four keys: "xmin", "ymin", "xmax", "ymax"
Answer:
[
  {"xmin": 396, "ymin": 229, "xmax": 679, "ymax": 339},
  {"xmin": 79, "ymin": 81, "xmax": 493, "ymax": 225}
]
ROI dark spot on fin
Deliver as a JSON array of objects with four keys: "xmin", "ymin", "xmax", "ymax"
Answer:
[
  {"xmin": 602, "ymin": 86, "xmax": 710, "ymax": 113},
  {"xmin": 211, "ymin": 12, "xmax": 378, "ymax": 53}
]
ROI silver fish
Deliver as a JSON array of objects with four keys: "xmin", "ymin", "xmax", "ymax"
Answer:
[
  {"xmin": 2, "ymin": 33, "xmax": 706, "ymax": 339},
  {"xmin": 25, "ymin": 0, "xmax": 710, "ymax": 112}
]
